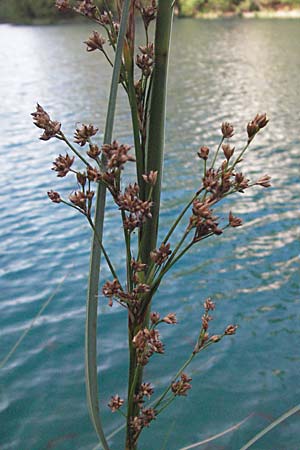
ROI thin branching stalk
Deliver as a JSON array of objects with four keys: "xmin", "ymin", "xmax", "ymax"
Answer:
[{"xmin": 85, "ymin": 2, "xmax": 131, "ymax": 448}]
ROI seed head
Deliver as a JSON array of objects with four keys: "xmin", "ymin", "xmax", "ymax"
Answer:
[
  {"xmin": 52, "ymin": 153, "xmax": 74, "ymax": 177},
  {"xmin": 102, "ymin": 279, "xmax": 121, "ymax": 298},
  {"xmin": 108, "ymin": 395, "xmax": 124, "ymax": 412},
  {"xmin": 198, "ymin": 146, "xmax": 210, "ymax": 160},
  {"xmin": 87, "ymin": 144, "xmax": 101, "ymax": 159},
  {"xmin": 225, "ymin": 324, "xmax": 238, "ymax": 335},
  {"xmin": 55, "ymin": 0, "xmax": 70, "ymax": 11},
  {"xmin": 162, "ymin": 313, "xmax": 177, "ymax": 325},
  {"xmin": 85, "ymin": 31, "xmax": 106, "ymax": 52},
  {"xmin": 221, "ymin": 122, "xmax": 234, "ymax": 138},
  {"xmin": 229, "ymin": 211, "xmax": 243, "ymax": 227},
  {"xmin": 47, "ymin": 190, "xmax": 61, "ymax": 203},
  {"xmin": 150, "ymin": 312, "xmax": 160, "ymax": 324},
  {"xmin": 74, "ymin": 124, "xmax": 98, "ymax": 147},
  {"xmin": 139, "ymin": 382, "xmax": 154, "ymax": 399},
  {"xmin": 247, "ymin": 113, "xmax": 268, "ymax": 141},
  {"xmin": 204, "ymin": 298, "xmax": 215, "ymax": 311},
  {"xmin": 69, "ymin": 191, "xmax": 87, "ymax": 212},
  {"xmin": 222, "ymin": 143, "xmax": 235, "ymax": 161},
  {"xmin": 150, "ymin": 243, "xmax": 171, "ymax": 265},
  {"xmin": 142, "ymin": 170, "xmax": 158, "ymax": 186},
  {"xmin": 171, "ymin": 373, "xmax": 192, "ymax": 396},
  {"xmin": 256, "ymin": 174, "xmax": 271, "ymax": 188},
  {"xmin": 31, "ymin": 104, "xmax": 61, "ymax": 141}
]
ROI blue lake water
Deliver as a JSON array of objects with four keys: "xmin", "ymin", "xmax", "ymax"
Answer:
[{"xmin": 0, "ymin": 18, "xmax": 299, "ymax": 450}]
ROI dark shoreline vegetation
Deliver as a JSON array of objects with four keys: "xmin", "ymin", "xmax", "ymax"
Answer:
[{"xmin": 0, "ymin": 0, "xmax": 300, "ymax": 24}]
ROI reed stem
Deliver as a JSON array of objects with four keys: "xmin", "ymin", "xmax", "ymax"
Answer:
[{"xmin": 85, "ymin": 2, "xmax": 131, "ymax": 448}]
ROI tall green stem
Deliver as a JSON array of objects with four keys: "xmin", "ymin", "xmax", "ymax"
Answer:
[
  {"xmin": 85, "ymin": 2, "xmax": 131, "ymax": 448},
  {"xmin": 125, "ymin": 3, "xmax": 174, "ymax": 449},
  {"xmin": 141, "ymin": 0, "xmax": 174, "ymax": 267}
]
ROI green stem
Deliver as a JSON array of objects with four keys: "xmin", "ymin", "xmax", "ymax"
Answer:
[
  {"xmin": 211, "ymin": 136, "xmax": 224, "ymax": 169},
  {"xmin": 127, "ymin": 70, "xmax": 145, "ymax": 198},
  {"xmin": 162, "ymin": 190, "xmax": 202, "ymax": 245},
  {"xmin": 154, "ymin": 353, "xmax": 194, "ymax": 410},
  {"xmin": 141, "ymin": 0, "xmax": 174, "ymax": 268},
  {"xmin": 59, "ymin": 132, "xmax": 91, "ymax": 167},
  {"xmin": 85, "ymin": 2, "xmax": 131, "ymax": 449},
  {"xmin": 87, "ymin": 216, "xmax": 120, "ymax": 283},
  {"xmin": 231, "ymin": 141, "xmax": 250, "ymax": 170}
]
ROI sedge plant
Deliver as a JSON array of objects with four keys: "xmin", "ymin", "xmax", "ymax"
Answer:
[{"xmin": 32, "ymin": 1, "xmax": 271, "ymax": 448}]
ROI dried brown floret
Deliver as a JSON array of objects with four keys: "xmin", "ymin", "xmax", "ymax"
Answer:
[
  {"xmin": 221, "ymin": 122, "xmax": 234, "ymax": 138},
  {"xmin": 74, "ymin": 124, "xmax": 98, "ymax": 147},
  {"xmin": 162, "ymin": 313, "xmax": 177, "ymax": 324},
  {"xmin": 142, "ymin": 170, "xmax": 158, "ymax": 186},
  {"xmin": 225, "ymin": 324, "xmax": 238, "ymax": 335},
  {"xmin": 102, "ymin": 279, "xmax": 122, "ymax": 298},
  {"xmin": 52, "ymin": 153, "xmax": 74, "ymax": 177},
  {"xmin": 229, "ymin": 211, "xmax": 243, "ymax": 227},
  {"xmin": 198, "ymin": 146, "xmax": 210, "ymax": 160},
  {"xmin": 47, "ymin": 190, "xmax": 61, "ymax": 203},
  {"xmin": 85, "ymin": 31, "xmax": 106, "ymax": 52},
  {"xmin": 150, "ymin": 243, "xmax": 171, "ymax": 265},
  {"xmin": 31, "ymin": 104, "xmax": 61, "ymax": 141},
  {"xmin": 256, "ymin": 174, "xmax": 271, "ymax": 188},
  {"xmin": 222, "ymin": 143, "xmax": 235, "ymax": 161},
  {"xmin": 171, "ymin": 373, "xmax": 192, "ymax": 396},
  {"xmin": 69, "ymin": 191, "xmax": 87, "ymax": 212},
  {"xmin": 108, "ymin": 395, "xmax": 124, "ymax": 412}
]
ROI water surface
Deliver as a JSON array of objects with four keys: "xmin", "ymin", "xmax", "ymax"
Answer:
[{"xmin": 0, "ymin": 19, "xmax": 299, "ymax": 450}]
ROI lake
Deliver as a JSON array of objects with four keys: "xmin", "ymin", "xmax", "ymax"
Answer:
[{"xmin": 0, "ymin": 18, "xmax": 299, "ymax": 450}]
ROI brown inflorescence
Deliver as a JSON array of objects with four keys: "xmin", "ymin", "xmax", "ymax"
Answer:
[
  {"xmin": 229, "ymin": 211, "xmax": 243, "ymax": 227},
  {"xmin": 52, "ymin": 153, "xmax": 74, "ymax": 177},
  {"xmin": 136, "ymin": 43, "xmax": 154, "ymax": 77},
  {"xmin": 108, "ymin": 394, "xmax": 124, "ymax": 412},
  {"xmin": 171, "ymin": 373, "xmax": 192, "ymax": 396},
  {"xmin": 102, "ymin": 141, "xmax": 135, "ymax": 170},
  {"xmin": 221, "ymin": 122, "xmax": 234, "ymax": 138},
  {"xmin": 55, "ymin": 0, "xmax": 70, "ymax": 11},
  {"xmin": 133, "ymin": 328, "xmax": 164, "ymax": 366},
  {"xmin": 74, "ymin": 0, "xmax": 99, "ymax": 20},
  {"xmin": 142, "ymin": 170, "xmax": 158, "ymax": 186},
  {"xmin": 31, "ymin": 104, "xmax": 61, "ymax": 141},
  {"xmin": 162, "ymin": 313, "xmax": 177, "ymax": 324},
  {"xmin": 117, "ymin": 184, "xmax": 153, "ymax": 231},
  {"xmin": 150, "ymin": 243, "xmax": 171, "ymax": 265},
  {"xmin": 225, "ymin": 324, "xmax": 238, "ymax": 335},
  {"xmin": 47, "ymin": 190, "xmax": 61, "ymax": 203},
  {"xmin": 198, "ymin": 146, "xmax": 210, "ymax": 160},
  {"xmin": 85, "ymin": 31, "xmax": 106, "ymax": 52},
  {"xmin": 74, "ymin": 124, "xmax": 98, "ymax": 147},
  {"xmin": 87, "ymin": 144, "xmax": 101, "ymax": 159},
  {"xmin": 247, "ymin": 113, "xmax": 269, "ymax": 141},
  {"xmin": 222, "ymin": 143, "xmax": 235, "ymax": 161},
  {"xmin": 256, "ymin": 174, "xmax": 272, "ymax": 188},
  {"xmin": 136, "ymin": 0, "xmax": 157, "ymax": 29}
]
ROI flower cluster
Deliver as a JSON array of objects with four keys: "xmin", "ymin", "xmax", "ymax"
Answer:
[
  {"xmin": 136, "ymin": 0, "xmax": 157, "ymax": 29},
  {"xmin": 130, "ymin": 407, "xmax": 157, "ymax": 440},
  {"xmin": 108, "ymin": 394, "xmax": 124, "ymax": 413},
  {"xmin": 117, "ymin": 184, "xmax": 153, "ymax": 231},
  {"xmin": 84, "ymin": 31, "xmax": 106, "ymax": 52},
  {"xmin": 136, "ymin": 43, "xmax": 154, "ymax": 77},
  {"xmin": 74, "ymin": 124, "xmax": 98, "ymax": 147},
  {"xmin": 133, "ymin": 328, "xmax": 164, "ymax": 366},
  {"xmin": 150, "ymin": 243, "xmax": 172, "ymax": 265},
  {"xmin": 171, "ymin": 373, "xmax": 192, "ymax": 396},
  {"xmin": 31, "ymin": 104, "xmax": 61, "ymax": 141}
]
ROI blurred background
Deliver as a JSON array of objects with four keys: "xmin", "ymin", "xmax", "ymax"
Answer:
[
  {"xmin": 0, "ymin": 1, "xmax": 299, "ymax": 450},
  {"xmin": 1, "ymin": 0, "xmax": 300, "ymax": 23}
]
